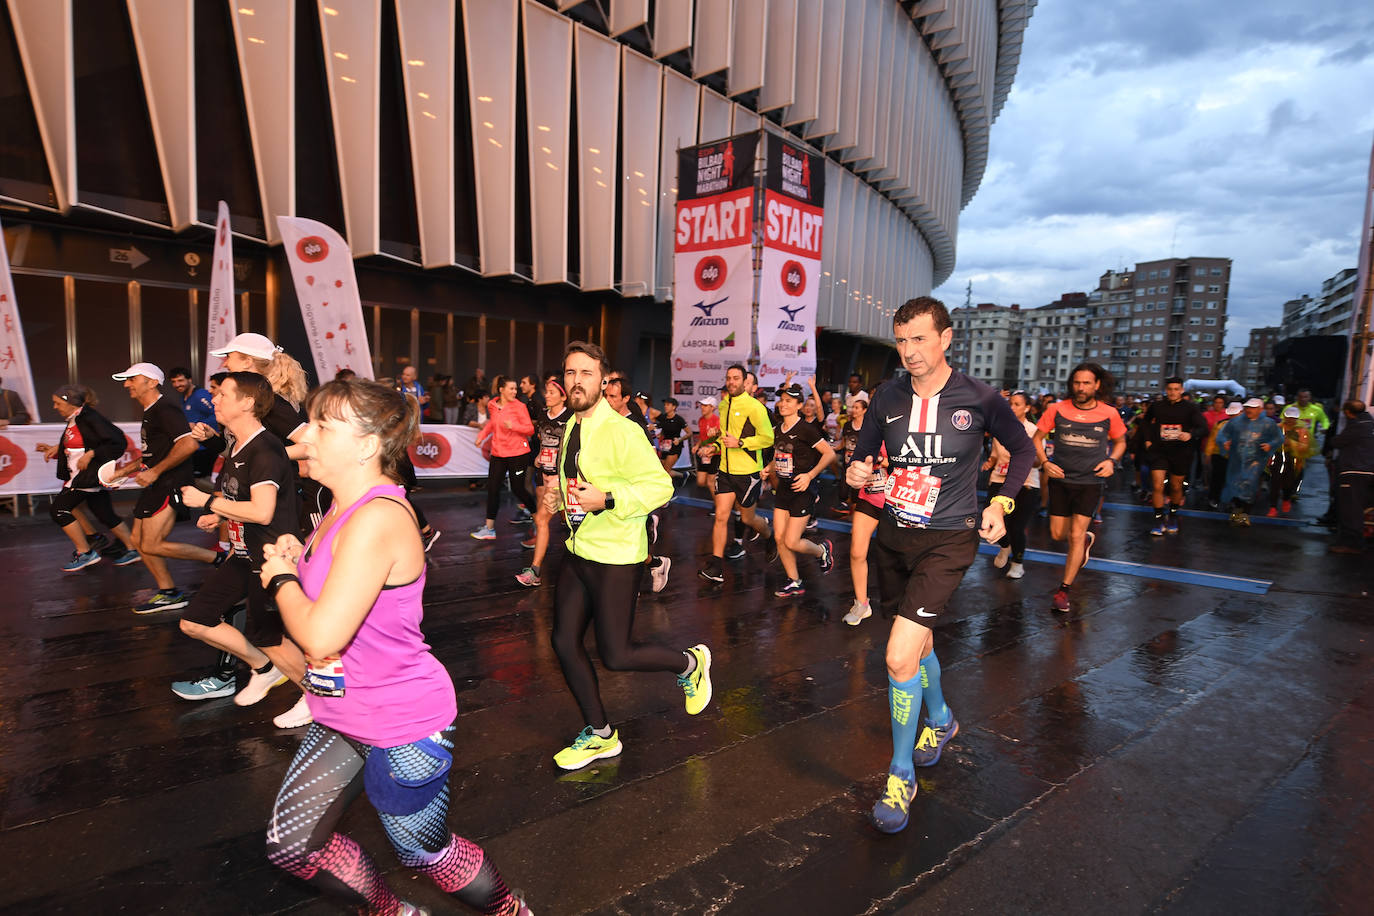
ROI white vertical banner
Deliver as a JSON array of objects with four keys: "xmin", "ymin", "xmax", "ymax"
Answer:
[
  {"xmin": 276, "ymin": 216, "xmax": 375, "ymax": 381},
  {"xmin": 757, "ymin": 134, "xmax": 824, "ymax": 388},
  {"xmin": 205, "ymin": 202, "xmax": 237, "ymax": 386},
  {"xmin": 0, "ymin": 217, "xmax": 38, "ymax": 420}
]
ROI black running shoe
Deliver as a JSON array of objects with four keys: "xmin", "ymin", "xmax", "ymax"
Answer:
[
  {"xmin": 699, "ymin": 559, "xmax": 725, "ymax": 583},
  {"xmin": 724, "ymin": 540, "xmax": 746, "ymax": 561}
]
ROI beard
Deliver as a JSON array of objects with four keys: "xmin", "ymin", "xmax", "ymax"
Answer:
[
  {"xmin": 1072, "ymin": 392, "xmax": 1095, "ymax": 406},
  {"xmin": 568, "ymin": 386, "xmax": 601, "ymax": 413}
]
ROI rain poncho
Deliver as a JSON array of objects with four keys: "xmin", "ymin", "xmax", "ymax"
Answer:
[{"xmin": 1217, "ymin": 414, "xmax": 1283, "ymax": 506}]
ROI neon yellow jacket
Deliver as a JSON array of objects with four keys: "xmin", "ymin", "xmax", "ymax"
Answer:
[
  {"xmin": 718, "ymin": 390, "xmax": 775, "ymax": 476},
  {"xmin": 1296, "ymin": 402, "xmax": 1329, "ymax": 457},
  {"xmin": 558, "ymin": 396, "xmax": 673, "ymax": 565}
]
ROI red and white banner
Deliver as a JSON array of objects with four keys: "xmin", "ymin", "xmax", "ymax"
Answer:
[
  {"xmin": 205, "ymin": 202, "xmax": 237, "ymax": 386},
  {"xmin": 276, "ymin": 216, "xmax": 375, "ymax": 382},
  {"xmin": 672, "ymin": 133, "xmax": 758, "ymax": 424},
  {"xmin": 757, "ymin": 135, "xmax": 824, "ymax": 389},
  {"xmin": 0, "ymin": 217, "xmax": 38, "ymax": 422}
]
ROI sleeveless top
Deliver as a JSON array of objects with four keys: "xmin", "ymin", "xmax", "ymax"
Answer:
[{"xmin": 297, "ymin": 483, "xmax": 455, "ymax": 746}]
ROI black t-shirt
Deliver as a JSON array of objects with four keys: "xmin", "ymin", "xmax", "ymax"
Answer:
[
  {"xmin": 774, "ymin": 416, "xmax": 824, "ymax": 478},
  {"xmin": 264, "ymin": 394, "xmax": 308, "ymax": 445},
  {"xmin": 562, "ymin": 420, "xmax": 587, "ymax": 530},
  {"xmin": 840, "ymin": 420, "xmax": 862, "ymax": 464},
  {"xmin": 656, "ymin": 414, "xmax": 687, "ymax": 453},
  {"xmin": 141, "ymin": 395, "xmax": 193, "ymax": 485},
  {"xmin": 1143, "ymin": 398, "xmax": 1207, "ymax": 449},
  {"xmin": 535, "ymin": 407, "xmax": 573, "ymax": 474},
  {"xmin": 218, "ymin": 427, "xmax": 299, "ymax": 564}
]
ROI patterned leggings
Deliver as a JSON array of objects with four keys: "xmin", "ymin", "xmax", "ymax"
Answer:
[{"xmin": 266, "ymin": 723, "xmax": 520, "ymax": 915}]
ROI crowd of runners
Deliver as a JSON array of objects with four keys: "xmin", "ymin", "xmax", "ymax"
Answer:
[{"xmin": 26, "ymin": 295, "xmax": 1374, "ymax": 913}]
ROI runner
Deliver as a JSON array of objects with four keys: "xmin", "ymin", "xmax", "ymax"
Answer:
[
  {"xmin": 36, "ymin": 385, "xmax": 140, "ymax": 571},
  {"xmin": 986, "ymin": 391, "xmax": 1041, "ymax": 580},
  {"xmin": 1033, "ymin": 363, "xmax": 1127, "ymax": 612},
  {"xmin": 167, "ymin": 367, "xmax": 222, "ymax": 478},
  {"xmin": 700, "ymin": 365, "xmax": 774, "ymax": 583},
  {"xmin": 110, "ymin": 363, "xmax": 221, "ymax": 614},
  {"xmin": 601, "ymin": 376, "xmax": 672, "ymax": 593},
  {"xmin": 848, "ymin": 297, "xmax": 1034, "ymax": 834},
  {"xmin": 472, "ymin": 376, "xmax": 536, "ymax": 540},
  {"xmin": 174, "ymin": 372, "xmax": 303, "ymax": 716},
  {"xmin": 769, "ymin": 382, "xmax": 836, "ymax": 597},
  {"xmin": 655, "ymin": 397, "xmax": 689, "ymax": 479},
  {"xmin": 841, "ymin": 392, "xmax": 886, "ymax": 625},
  {"xmin": 1217, "ymin": 397, "xmax": 1283, "ymax": 525},
  {"xmin": 258, "ymin": 377, "xmax": 531, "ymax": 916},
  {"xmin": 693, "ymin": 395, "xmax": 721, "ymax": 494},
  {"xmin": 517, "ymin": 377, "xmax": 573, "ymax": 587},
  {"xmin": 546, "ymin": 342, "xmax": 712, "ymax": 770},
  {"xmin": 834, "ymin": 390, "xmax": 869, "ymax": 516},
  {"xmin": 1141, "ymin": 377, "xmax": 1207, "ymax": 535}
]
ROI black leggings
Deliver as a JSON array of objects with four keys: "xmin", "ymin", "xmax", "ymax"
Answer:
[
  {"xmin": 397, "ymin": 455, "xmax": 429, "ymax": 531},
  {"xmin": 991, "ymin": 482, "xmax": 1037, "ymax": 563},
  {"xmin": 552, "ymin": 554, "xmax": 685, "ymax": 728},
  {"xmin": 266, "ymin": 722, "xmax": 519, "ymax": 915},
  {"xmin": 50, "ymin": 487, "xmax": 122, "ymax": 530},
  {"xmin": 486, "ymin": 453, "xmax": 536, "ymax": 521}
]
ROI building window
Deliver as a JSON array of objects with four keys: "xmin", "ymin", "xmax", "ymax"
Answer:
[
  {"xmin": 1136, "ymin": 289, "xmax": 1144, "ymax": 297},
  {"xmin": 1193, "ymin": 284, "xmax": 1205, "ymax": 292},
  {"xmin": 1189, "ymin": 317, "xmax": 1202, "ymax": 325},
  {"xmin": 1186, "ymin": 349, "xmax": 1197, "ymax": 357},
  {"xmin": 1154, "ymin": 333, "xmax": 1164, "ymax": 341},
  {"xmin": 1189, "ymin": 333, "xmax": 1199, "ymax": 342},
  {"xmin": 1192, "ymin": 300, "xmax": 1202, "ymax": 308},
  {"xmin": 1206, "ymin": 301, "xmax": 1218, "ymax": 309},
  {"xmin": 1160, "ymin": 268, "xmax": 1170, "ymax": 277},
  {"xmin": 1208, "ymin": 284, "xmax": 1221, "ymax": 293},
  {"xmin": 1202, "ymin": 349, "xmax": 1213, "ymax": 357},
  {"xmin": 1204, "ymin": 333, "xmax": 1215, "ymax": 341},
  {"xmin": 1210, "ymin": 267, "xmax": 1222, "ymax": 276},
  {"xmin": 1205, "ymin": 317, "xmax": 1218, "ymax": 325}
]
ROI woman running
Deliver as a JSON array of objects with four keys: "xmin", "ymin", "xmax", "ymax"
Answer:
[
  {"xmin": 842, "ymin": 393, "xmax": 888, "ymax": 625},
  {"xmin": 693, "ymin": 396, "xmax": 721, "ymax": 494},
  {"xmin": 769, "ymin": 383, "xmax": 837, "ymax": 597},
  {"xmin": 986, "ymin": 391, "xmax": 1041, "ymax": 579},
  {"xmin": 38, "ymin": 385, "xmax": 140, "ymax": 571},
  {"xmin": 260, "ymin": 378, "xmax": 531, "ymax": 916},
  {"xmin": 472, "ymin": 376, "xmax": 536, "ymax": 540},
  {"xmin": 517, "ymin": 377, "xmax": 572, "ymax": 587}
]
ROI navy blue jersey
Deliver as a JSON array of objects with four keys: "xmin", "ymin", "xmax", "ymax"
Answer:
[{"xmin": 854, "ymin": 370, "xmax": 1034, "ymax": 530}]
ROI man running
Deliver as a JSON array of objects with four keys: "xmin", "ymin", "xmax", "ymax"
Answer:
[
  {"xmin": 1141, "ymin": 376, "xmax": 1207, "ymax": 535},
  {"xmin": 700, "ymin": 365, "xmax": 774, "ymax": 583},
  {"xmin": 112, "ymin": 363, "xmax": 222, "ymax": 613},
  {"xmin": 175, "ymin": 372, "xmax": 303, "ymax": 712},
  {"xmin": 1034, "ymin": 363, "xmax": 1127, "ymax": 612},
  {"xmin": 849, "ymin": 297, "xmax": 1034, "ymax": 834},
  {"xmin": 546, "ymin": 342, "xmax": 712, "ymax": 769}
]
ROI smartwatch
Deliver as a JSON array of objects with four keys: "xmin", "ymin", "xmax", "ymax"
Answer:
[
  {"xmin": 990, "ymin": 494, "xmax": 1015, "ymax": 514},
  {"xmin": 603, "ymin": 492, "xmax": 615, "ymax": 512}
]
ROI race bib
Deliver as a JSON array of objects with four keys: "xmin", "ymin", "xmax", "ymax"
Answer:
[
  {"xmin": 658, "ymin": 439, "xmax": 673, "ymax": 454},
  {"xmin": 1043, "ymin": 441, "xmax": 1055, "ymax": 460},
  {"xmin": 227, "ymin": 519, "xmax": 247, "ymax": 556},
  {"xmin": 700, "ymin": 443, "xmax": 718, "ymax": 459},
  {"xmin": 775, "ymin": 450, "xmax": 795, "ymax": 477},
  {"xmin": 537, "ymin": 445, "xmax": 558, "ymax": 470},
  {"xmin": 304, "ymin": 654, "xmax": 346, "ymax": 697},
  {"xmin": 885, "ymin": 466, "xmax": 941, "ymax": 527},
  {"xmin": 995, "ymin": 461, "xmax": 1009, "ymax": 478},
  {"xmin": 1161, "ymin": 424, "xmax": 1183, "ymax": 441},
  {"xmin": 863, "ymin": 466, "xmax": 888, "ymax": 496},
  {"xmin": 565, "ymin": 477, "xmax": 587, "ymax": 529}
]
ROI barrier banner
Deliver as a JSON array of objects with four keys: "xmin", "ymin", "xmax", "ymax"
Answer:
[
  {"xmin": 276, "ymin": 216, "xmax": 375, "ymax": 382},
  {"xmin": 406, "ymin": 425, "xmax": 489, "ymax": 479},
  {"xmin": 0, "ymin": 216, "xmax": 38, "ymax": 422},
  {"xmin": 757, "ymin": 134, "xmax": 824, "ymax": 389},
  {"xmin": 672, "ymin": 132, "xmax": 758, "ymax": 423},
  {"xmin": 205, "ymin": 201, "xmax": 237, "ymax": 386}
]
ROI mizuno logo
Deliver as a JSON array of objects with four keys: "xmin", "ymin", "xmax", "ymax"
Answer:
[
  {"xmin": 692, "ymin": 297, "xmax": 728, "ymax": 317},
  {"xmin": 887, "ymin": 414, "xmax": 904, "ymax": 424},
  {"xmin": 234, "ymin": 461, "xmax": 244, "ymax": 468},
  {"xmin": 778, "ymin": 304, "xmax": 804, "ymax": 321}
]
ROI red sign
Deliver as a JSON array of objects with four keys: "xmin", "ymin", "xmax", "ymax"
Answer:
[
  {"xmin": 0, "ymin": 435, "xmax": 26, "ymax": 485},
  {"xmin": 780, "ymin": 259, "xmax": 806, "ymax": 297},
  {"xmin": 296, "ymin": 236, "xmax": 329, "ymax": 263},
  {"xmin": 408, "ymin": 432, "xmax": 451, "ymax": 469},
  {"xmin": 695, "ymin": 255, "xmax": 728, "ymax": 292}
]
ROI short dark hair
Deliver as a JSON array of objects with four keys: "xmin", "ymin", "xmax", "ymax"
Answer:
[
  {"xmin": 53, "ymin": 384, "xmax": 93, "ymax": 407},
  {"xmin": 564, "ymin": 340, "xmax": 611, "ymax": 376},
  {"xmin": 893, "ymin": 296, "xmax": 952, "ymax": 333},
  {"xmin": 1069, "ymin": 362, "xmax": 1115, "ymax": 400},
  {"xmin": 224, "ymin": 371, "xmax": 275, "ymax": 418},
  {"xmin": 306, "ymin": 378, "xmax": 418, "ymax": 483},
  {"xmin": 334, "ymin": 368, "xmax": 357, "ymax": 381},
  {"xmin": 604, "ymin": 377, "xmax": 626, "ymax": 397},
  {"xmin": 663, "ymin": 397, "xmax": 678, "ymax": 407},
  {"xmin": 1165, "ymin": 376, "xmax": 1184, "ymax": 387},
  {"xmin": 726, "ymin": 363, "xmax": 747, "ymax": 377},
  {"xmin": 209, "ymin": 371, "xmax": 229, "ymax": 386},
  {"xmin": 168, "ymin": 367, "xmax": 192, "ymax": 380},
  {"xmin": 1343, "ymin": 399, "xmax": 1366, "ymax": 416}
]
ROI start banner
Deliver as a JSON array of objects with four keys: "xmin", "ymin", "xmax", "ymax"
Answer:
[{"xmin": 757, "ymin": 134, "xmax": 824, "ymax": 389}]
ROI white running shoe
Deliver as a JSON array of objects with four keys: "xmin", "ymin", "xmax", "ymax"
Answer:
[
  {"xmin": 273, "ymin": 693, "xmax": 313, "ymax": 728},
  {"xmin": 650, "ymin": 556, "xmax": 672, "ymax": 593},
  {"xmin": 235, "ymin": 665, "xmax": 287, "ymax": 707},
  {"xmin": 993, "ymin": 546, "xmax": 1011, "ymax": 569},
  {"xmin": 1006, "ymin": 562, "xmax": 1025, "ymax": 579},
  {"xmin": 843, "ymin": 600, "xmax": 872, "ymax": 626}
]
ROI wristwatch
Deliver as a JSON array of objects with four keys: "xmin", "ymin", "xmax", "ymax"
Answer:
[
  {"xmin": 603, "ymin": 492, "xmax": 615, "ymax": 511},
  {"xmin": 990, "ymin": 495, "xmax": 1015, "ymax": 514}
]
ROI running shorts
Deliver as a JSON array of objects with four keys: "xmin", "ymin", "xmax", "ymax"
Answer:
[
  {"xmin": 182, "ymin": 556, "xmax": 284, "ymax": 647},
  {"xmin": 871, "ymin": 521, "xmax": 980, "ymax": 625},
  {"xmin": 1047, "ymin": 478, "xmax": 1102, "ymax": 519},
  {"xmin": 772, "ymin": 480, "xmax": 819, "ymax": 518},
  {"xmin": 133, "ymin": 478, "xmax": 180, "ymax": 519},
  {"xmin": 714, "ymin": 471, "xmax": 762, "ymax": 508},
  {"xmin": 1145, "ymin": 446, "xmax": 1193, "ymax": 478}
]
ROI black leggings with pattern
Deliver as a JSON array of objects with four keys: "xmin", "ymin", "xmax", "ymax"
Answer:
[{"xmin": 266, "ymin": 722, "xmax": 520, "ymax": 915}]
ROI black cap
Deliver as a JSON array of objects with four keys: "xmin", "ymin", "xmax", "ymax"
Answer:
[{"xmin": 778, "ymin": 383, "xmax": 805, "ymax": 401}]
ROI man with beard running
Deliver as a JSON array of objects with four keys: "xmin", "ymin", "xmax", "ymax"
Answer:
[
  {"xmin": 848, "ymin": 297, "xmax": 1034, "ymax": 834},
  {"xmin": 700, "ymin": 365, "xmax": 774, "ymax": 583},
  {"xmin": 1034, "ymin": 363, "xmax": 1127, "ymax": 612},
  {"xmin": 545, "ymin": 342, "xmax": 712, "ymax": 769}
]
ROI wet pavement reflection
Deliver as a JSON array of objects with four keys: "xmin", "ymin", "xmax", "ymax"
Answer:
[{"xmin": 0, "ymin": 467, "xmax": 1370, "ymax": 914}]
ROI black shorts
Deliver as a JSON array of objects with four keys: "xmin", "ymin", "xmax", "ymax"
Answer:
[
  {"xmin": 1146, "ymin": 446, "xmax": 1193, "ymax": 477},
  {"xmin": 697, "ymin": 455, "xmax": 720, "ymax": 474},
  {"xmin": 182, "ymin": 556, "xmax": 284, "ymax": 647},
  {"xmin": 658, "ymin": 445, "xmax": 683, "ymax": 460},
  {"xmin": 772, "ymin": 480, "xmax": 819, "ymax": 517},
  {"xmin": 714, "ymin": 471, "xmax": 762, "ymax": 508},
  {"xmin": 871, "ymin": 521, "xmax": 980, "ymax": 625},
  {"xmin": 1048, "ymin": 478, "xmax": 1102, "ymax": 519},
  {"xmin": 133, "ymin": 478, "xmax": 181, "ymax": 520},
  {"xmin": 852, "ymin": 498, "xmax": 882, "ymax": 521}
]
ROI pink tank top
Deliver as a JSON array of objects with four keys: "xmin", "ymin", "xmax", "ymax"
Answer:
[{"xmin": 297, "ymin": 484, "xmax": 455, "ymax": 746}]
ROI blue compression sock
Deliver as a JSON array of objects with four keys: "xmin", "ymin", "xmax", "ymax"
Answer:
[
  {"xmin": 888, "ymin": 673, "xmax": 923, "ymax": 773},
  {"xmin": 920, "ymin": 651, "xmax": 952, "ymax": 727}
]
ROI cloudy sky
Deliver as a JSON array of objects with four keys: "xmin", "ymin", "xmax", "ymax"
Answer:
[{"xmin": 931, "ymin": 0, "xmax": 1374, "ymax": 353}]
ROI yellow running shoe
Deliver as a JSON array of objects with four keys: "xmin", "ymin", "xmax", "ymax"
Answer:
[
  {"xmin": 679, "ymin": 644, "xmax": 713, "ymax": 715},
  {"xmin": 553, "ymin": 727, "xmax": 622, "ymax": 771}
]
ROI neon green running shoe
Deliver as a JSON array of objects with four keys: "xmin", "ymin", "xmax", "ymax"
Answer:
[
  {"xmin": 679, "ymin": 644, "xmax": 713, "ymax": 715},
  {"xmin": 553, "ymin": 727, "xmax": 622, "ymax": 771}
]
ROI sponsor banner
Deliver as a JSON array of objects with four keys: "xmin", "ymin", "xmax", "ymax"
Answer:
[
  {"xmin": 0, "ymin": 216, "xmax": 38, "ymax": 422},
  {"xmin": 276, "ymin": 216, "xmax": 375, "ymax": 382},
  {"xmin": 205, "ymin": 202, "xmax": 238, "ymax": 386},
  {"xmin": 0, "ymin": 423, "xmax": 491, "ymax": 495},
  {"xmin": 677, "ymin": 132, "xmax": 758, "ymax": 201},
  {"xmin": 757, "ymin": 135, "xmax": 824, "ymax": 389},
  {"xmin": 0, "ymin": 423, "xmax": 142, "ymax": 496},
  {"xmin": 669, "ymin": 354, "xmax": 729, "ymax": 426}
]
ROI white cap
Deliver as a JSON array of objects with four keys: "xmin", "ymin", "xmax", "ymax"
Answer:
[
  {"xmin": 1243, "ymin": 397, "xmax": 1264, "ymax": 408},
  {"xmin": 112, "ymin": 362, "xmax": 165, "ymax": 384},
  {"xmin": 1272, "ymin": 395, "xmax": 1286, "ymax": 405},
  {"xmin": 1225, "ymin": 402, "xmax": 1243, "ymax": 415},
  {"xmin": 97, "ymin": 459, "xmax": 137, "ymax": 489},
  {"xmin": 697, "ymin": 395, "xmax": 718, "ymax": 407},
  {"xmin": 850, "ymin": 391, "xmax": 870, "ymax": 404},
  {"xmin": 1282, "ymin": 406, "xmax": 1300, "ymax": 418},
  {"xmin": 209, "ymin": 332, "xmax": 280, "ymax": 360}
]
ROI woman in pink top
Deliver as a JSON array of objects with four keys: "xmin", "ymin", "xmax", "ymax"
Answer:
[
  {"xmin": 472, "ymin": 376, "xmax": 536, "ymax": 540},
  {"xmin": 259, "ymin": 378, "xmax": 530, "ymax": 916}
]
